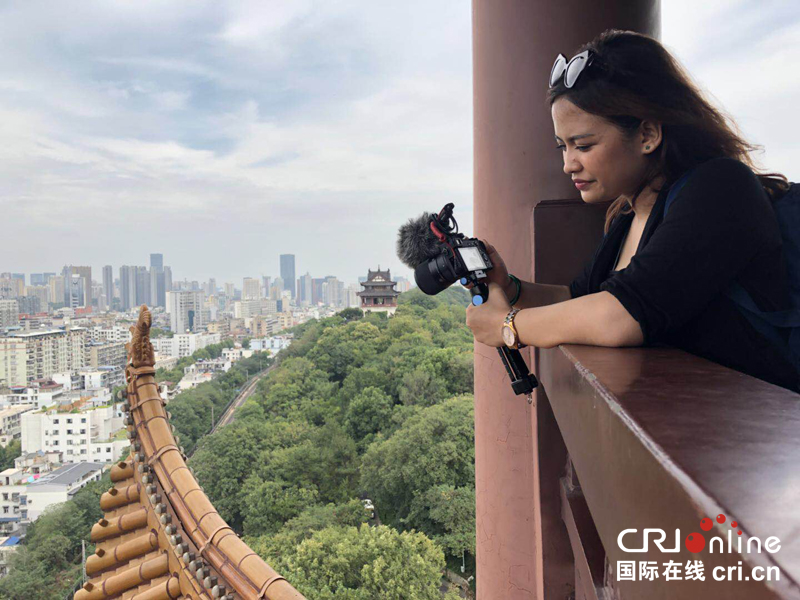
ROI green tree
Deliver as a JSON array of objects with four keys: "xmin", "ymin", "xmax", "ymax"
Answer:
[
  {"xmin": 344, "ymin": 387, "xmax": 394, "ymax": 446},
  {"xmin": 408, "ymin": 484, "xmax": 476, "ymax": 559},
  {"xmin": 247, "ymin": 499, "xmax": 370, "ymax": 562},
  {"xmin": 241, "ymin": 477, "xmax": 319, "ymax": 537},
  {"xmin": 191, "ymin": 418, "xmax": 312, "ymax": 531},
  {"xmin": 274, "ymin": 524, "xmax": 457, "ymax": 600},
  {"xmin": 0, "ymin": 439, "xmax": 21, "ymax": 470},
  {"xmin": 306, "ymin": 321, "xmax": 383, "ymax": 382},
  {"xmin": 360, "ymin": 395, "xmax": 475, "ymax": 529}
]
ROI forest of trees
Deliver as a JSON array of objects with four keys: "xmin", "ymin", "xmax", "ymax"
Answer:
[
  {"xmin": 1, "ymin": 285, "xmax": 477, "ymax": 599},
  {"xmin": 189, "ymin": 287, "xmax": 476, "ymax": 597}
]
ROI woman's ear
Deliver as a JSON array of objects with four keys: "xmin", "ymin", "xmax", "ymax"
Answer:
[{"xmin": 639, "ymin": 120, "xmax": 663, "ymax": 154}]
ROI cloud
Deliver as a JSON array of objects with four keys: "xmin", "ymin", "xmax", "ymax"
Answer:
[
  {"xmin": 0, "ymin": 1, "xmax": 472, "ymax": 284},
  {"xmin": 2, "ymin": 1, "xmax": 797, "ymax": 288}
]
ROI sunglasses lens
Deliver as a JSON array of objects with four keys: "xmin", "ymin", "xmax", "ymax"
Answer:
[
  {"xmin": 549, "ymin": 55, "xmax": 567, "ymax": 88},
  {"xmin": 564, "ymin": 55, "xmax": 587, "ymax": 88}
]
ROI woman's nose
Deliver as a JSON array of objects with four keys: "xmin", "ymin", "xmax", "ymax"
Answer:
[{"xmin": 563, "ymin": 151, "xmax": 581, "ymax": 175}]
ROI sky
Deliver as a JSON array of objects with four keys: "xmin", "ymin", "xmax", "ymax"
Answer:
[{"xmin": 1, "ymin": 1, "xmax": 798, "ymax": 287}]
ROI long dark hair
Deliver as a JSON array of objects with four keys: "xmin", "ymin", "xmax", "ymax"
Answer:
[{"xmin": 547, "ymin": 29, "xmax": 790, "ymax": 233}]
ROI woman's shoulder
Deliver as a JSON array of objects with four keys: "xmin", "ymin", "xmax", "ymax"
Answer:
[
  {"xmin": 689, "ymin": 156, "xmax": 759, "ymax": 181},
  {"xmin": 678, "ymin": 156, "xmax": 767, "ymax": 212}
]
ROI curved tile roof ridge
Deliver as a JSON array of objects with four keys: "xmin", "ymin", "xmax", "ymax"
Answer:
[{"xmin": 75, "ymin": 306, "xmax": 305, "ymax": 600}]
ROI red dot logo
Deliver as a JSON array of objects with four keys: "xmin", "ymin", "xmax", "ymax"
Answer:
[
  {"xmin": 685, "ymin": 533, "xmax": 706, "ymax": 553},
  {"xmin": 738, "ymin": 530, "xmax": 742, "ymax": 535},
  {"xmin": 716, "ymin": 514, "xmax": 726, "ymax": 524},
  {"xmin": 731, "ymin": 521, "xmax": 738, "ymax": 528},
  {"xmin": 700, "ymin": 518, "xmax": 713, "ymax": 531}
]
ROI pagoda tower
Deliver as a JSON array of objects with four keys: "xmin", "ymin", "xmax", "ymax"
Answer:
[{"xmin": 357, "ymin": 267, "xmax": 400, "ymax": 316}]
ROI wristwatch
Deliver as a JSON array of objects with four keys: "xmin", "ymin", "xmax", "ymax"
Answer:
[{"xmin": 502, "ymin": 308, "xmax": 522, "ymax": 349}]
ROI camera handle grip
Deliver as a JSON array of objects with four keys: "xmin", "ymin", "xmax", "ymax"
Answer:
[{"xmin": 465, "ymin": 280, "xmax": 539, "ymax": 402}]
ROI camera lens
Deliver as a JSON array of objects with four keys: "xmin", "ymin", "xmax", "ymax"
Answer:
[{"xmin": 414, "ymin": 253, "xmax": 459, "ymax": 295}]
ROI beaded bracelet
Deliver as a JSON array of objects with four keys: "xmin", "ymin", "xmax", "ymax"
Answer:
[{"xmin": 508, "ymin": 274, "xmax": 522, "ymax": 306}]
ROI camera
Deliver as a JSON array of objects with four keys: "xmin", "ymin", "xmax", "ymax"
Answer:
[{"xmin": 413, "ymin": 203, "xmax": 494, "ymax": 296}]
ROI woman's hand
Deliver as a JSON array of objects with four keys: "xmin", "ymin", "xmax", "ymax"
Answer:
[
  {"xmin": 463, "ymin": 240, "xmax": 515, "ymax": 298},
  {"xmin": 466, "ymin": 282, "xmax": 512, "ymax": 347}
]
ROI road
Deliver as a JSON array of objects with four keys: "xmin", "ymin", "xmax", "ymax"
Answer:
[{"xmin": 212, "ymin": 363, "xmax": 276, "ymax": 432}]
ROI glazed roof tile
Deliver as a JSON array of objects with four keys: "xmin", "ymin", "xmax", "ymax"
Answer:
[{"xmin": 76, "ymin": 306, "xmax": 304, "ymax": 600}]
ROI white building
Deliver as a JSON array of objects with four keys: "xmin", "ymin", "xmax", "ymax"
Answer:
[
  {"xmin": 80, "ymin": 367, "xmax": 124, "ymax": 391},
  {"xmin": 234, "ymin": 300, "xmax": 262, "ymax": 319},
  {"xmin": 0, "ymin": 381, "xmax": 64, "ymax": 410},
  {"xmin": 87, "ymin": 340, "xmax": 126, "ymax": 369},
  {"xmin": 242, "ymin": 277, "xmax": 261, "ymax": 300},
  {"xmin": 167, "ymin": 290, "xmax": 206, "ymax": 333},
  {"xmin": 150, "ymin": 332, "xmax": 221, "ymax": 359},
  {"xmin": 88, "ymin": 325, "xmax": 132, "ymax": 344},
  {"xmin": 0, "ymin": 327, "xmax": 87, "ymax": 387},
  {"xmin": 21, "ymin": 405, "xmax": 128, "ymax": 465},
  {"xmin": 20, "ymin": 462, "xmax": 105, "ymax": 522},
  {"xmin": 250, "ymin": 335, "xmax": 293, "ymax": 355},
  {"xmin": 0, "ymin": 405, "xmax": 35, "ymax": 447}
]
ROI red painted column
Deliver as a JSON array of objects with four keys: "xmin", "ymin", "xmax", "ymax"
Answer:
[{"xmin": 471, "ymin": 2, "xmax": 659, "ymax": 597}]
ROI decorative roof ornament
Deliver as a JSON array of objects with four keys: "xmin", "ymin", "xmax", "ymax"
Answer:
[{"xmin": 128, "ymin": 305, "xmax": 155, "ymax": 368}]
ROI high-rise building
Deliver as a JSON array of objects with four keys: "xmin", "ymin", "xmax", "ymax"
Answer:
[
  {"xmin": 280, "ymin": 254, "xmax": 296, "ymax": 299},
  {"xmin": 312, "ymin": 278, "xmax": 325, "ymax": 305},
  {"xmin": 261, "ymin": 276, "xmax": 271, "ymax": 298},
  {"xmin": 62, "ymin": 266, "xmax": 92, "ymax": 309},
  {"xmin": 298, "ymin": 273, "xmax": 313, "ymax": 305},
  {"xmin": 67, "ymin": 274, "xmax": 85, "ymax": 309},
  {"xmin": 243, "ymin": 277, "xmax": 261, "ymax": 300},
  {"xmin": 324, "ymin": 276, "xmax": 344, "ymax": 307},
  {"xmin": 119, "ymin": 266, "xmax": 137, "ymax": 311},
  {"xmin": 150, "ymin": 253, "xmax": 164, "ymax": 270},
  {"xmin": 24, "ymin": 286, "xmax": 49, "ymax": 312},
  {"xmin": 30, "ymin": 273, "xmax": 53, "ymax": 287},
  {"xmin": 135, "ymin": 266, "xmax": 150, "ymax": 307},
  {"xmin": 163, "ymin": 266, "xmax": 173, "ymax": 294},
  {"xmin": 0, "ymin": 299, "xmax": 18, "ymax": 329},
  {"xmin": 224, "ymin": 282, "xmax": 235, "ymax": 298},
  {"xmin": 167, "ymin": 290, "xmax": 206, "ymax": 333},
  {"xmin": 102, "ymin": 265, "xmax": 113, "ymax": 306},
  {"xmin": 0, "ymin": 328, "xmax": 87, "ymax": 387},
  {"xmin": 149, "ymin": 267, "xmax": 166, "ymax": 308},
  {"xmin": 206, "ymin": 278, "xmax": 216, "ymax": 296},
  {"xmin": 49, "ymin": 276, "xmax": 65, "ymax": 306},
  {"xmin": 0, "ymin": 276, "xmax": 24, "ymax": 298}
]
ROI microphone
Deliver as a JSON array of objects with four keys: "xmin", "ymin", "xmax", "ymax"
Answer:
[{"xmin": 396, "ymin": 213, "xmax": 443, "ymax": 269}]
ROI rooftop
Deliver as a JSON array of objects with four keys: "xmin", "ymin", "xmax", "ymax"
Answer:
[{"xmin": 28, "ymin": 462, "xmax": 105, "ymax": 488}]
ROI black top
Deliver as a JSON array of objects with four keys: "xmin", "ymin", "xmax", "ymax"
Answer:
[{"xmin": 570, "ymin": 156, "xmax": 800, "ymax": 393}]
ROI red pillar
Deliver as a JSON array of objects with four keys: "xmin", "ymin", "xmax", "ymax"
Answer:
[{"xmin": 471, "ymin": 2, "xmax": 659, "ymax": 597}]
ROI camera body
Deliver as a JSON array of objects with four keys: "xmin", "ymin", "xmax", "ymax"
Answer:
[{"xmin": 414, "ymin": 204, "xmax": 494, "ymax": 296}]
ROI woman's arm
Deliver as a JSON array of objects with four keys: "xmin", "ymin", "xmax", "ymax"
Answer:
[
  {"xmin": 506, "ymin": 278, "xmax": 572, "ymax": 309},
  {"xmin": 514, "ymin": 290, "xmax": 644, "ymax": 348},
  {"xmin": 466, "ymin": 282, "xmax": 644, "ymax": 349}
]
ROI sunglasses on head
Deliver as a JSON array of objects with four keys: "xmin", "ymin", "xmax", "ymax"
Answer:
[{"xmin": 549, "ymin": 50, "xmax": 596, "ymax": 89}]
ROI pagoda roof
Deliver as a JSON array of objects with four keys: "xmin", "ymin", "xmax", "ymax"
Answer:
[
  {"xmin": 364, "ymin": 267, "xmax": 395, "ymax": 283},
  {"xmin": 357, "ymin": 289, "xmax": 400, "ymax": 298},
  {"xmin": 75, "ymin": 306, "xmax": 304, "ymax": 600}
]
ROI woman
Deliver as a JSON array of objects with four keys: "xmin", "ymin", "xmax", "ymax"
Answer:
[{"xmin": 465, "ymin": 29, "xmax": 799, "ymax": 393}]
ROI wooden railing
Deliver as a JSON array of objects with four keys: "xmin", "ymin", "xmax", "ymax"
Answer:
[{"xmin": 533, "ymin": 200, "xmax": 800, "ymax": 600}]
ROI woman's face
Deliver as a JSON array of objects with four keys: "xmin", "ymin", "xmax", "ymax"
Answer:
[{"xmin": 551, "ymin": 97, "xmax": 655, "ymax": 204}]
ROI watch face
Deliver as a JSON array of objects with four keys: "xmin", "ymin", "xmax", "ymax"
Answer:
[{"xmin": 502, "ymin": 326, "xmax": 515, "ymax": 346}]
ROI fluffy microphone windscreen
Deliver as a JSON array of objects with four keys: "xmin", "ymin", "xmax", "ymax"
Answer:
[{"xmin": 396, "ymin": 212, "xmax": 444, "ymax": 268}]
